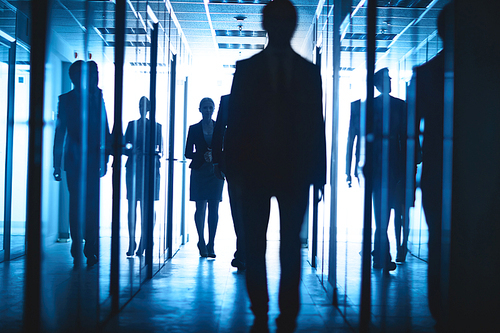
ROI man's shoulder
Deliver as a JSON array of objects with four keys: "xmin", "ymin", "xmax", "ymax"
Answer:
[
  {"xmin": 415, "ymin": 51, "xmax": 444, "ymax": 74},
  {"xmin": 59, "ymin": 89, "xmax": 76, "ymax": 101}
]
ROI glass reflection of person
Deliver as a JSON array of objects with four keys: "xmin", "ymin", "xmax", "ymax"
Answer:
[
  {"xmin": 123, "ymin": 96, "xmax": 163, "ymax": 257},
  {"xmin": 185, "ymin": 97, "xmax": 224, "ymax": 258},
  {"xmin": 53, "ymin": 60, "xmax": 111, "ymax": 267}
]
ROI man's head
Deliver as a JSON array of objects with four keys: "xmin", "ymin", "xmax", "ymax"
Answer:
[
  {"xmin": 88, "ymin": 61, "xmax": 99, "ymax": 88},
  {"xmin": 139, "ymin": 96, "xmax": 151, "ymax": 117},
  {"xmin": 68, "ymin": 60, "xmax": 99, "ymax": 88},
  {"xmin": 437, "ymin": 1, "xmax": 454, "ymax": 42},
  {"xmin": 69, "ymin": 60, "xmax": 84, "ymax": 87},
  {"xmin": 374, "ymin": 68, "xmax": 392, "ymax": 95},
  {"xmin": 262, "ymin": 0, "xmax": 297, "ymax": 48}
]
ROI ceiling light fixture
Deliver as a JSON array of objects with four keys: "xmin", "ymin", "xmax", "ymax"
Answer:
[{"xmin": 235, "ymin": 15, "xmax": 247, "ymax": 32}]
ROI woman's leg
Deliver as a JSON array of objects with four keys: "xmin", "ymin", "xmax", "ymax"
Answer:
[
  {"xmin": 127, "ymin": 199, "xmax": 137, "ymax": 256},
  {"xmin": 207, "ymin": 200, "xmax": 220, "ymax": 257},
  {"xmin": 195, "ymin": 200, "xmax": 208, "ymax": 256}
]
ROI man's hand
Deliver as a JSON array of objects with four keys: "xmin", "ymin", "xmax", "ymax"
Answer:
[
  {"xmin": 54, "ymin": 167, "xmax": 62, "ymax": 181},
  {"xmin": 100, "ymin": 163, "xmax": 107, "ymax": 178},
  {"xmin": 214, "ymin": 164, "xmax": 225, "ymax": 180},
  {"xmin": 346, "ymin": 174, "xmax": 352, "ymax": 188}
]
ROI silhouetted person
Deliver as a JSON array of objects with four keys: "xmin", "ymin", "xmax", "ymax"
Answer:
[
  {"xmin": 370, "ymin": 68, "xmax": 407, "ymax": 272},
  {"xmin": 123, "ymin": 96, "xmax": 163, "ymax": 257},
  {"xmin": 411, "ymin": 3, "xmax": 451, "ymax": 327},
  {"xmin": 53, "ymin": 60, "xmax": 111, "ymax": 267},
  {"xmin": 212, "ymin": 94, "xmax": 246, "ymax": 271},
  {"xmin": 223, "ymin": 1, "xmax": 327, "ymax": 331},
  {"xmin": 185, "ymin": 97, "xmax": 225, "ymax": 258},
  {"xmin": 346, "ymin": 99, "xmax": 361, "ymax": 187}
]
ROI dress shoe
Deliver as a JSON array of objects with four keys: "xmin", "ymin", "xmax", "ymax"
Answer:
[
  {"xmin": 231, "ymin": 258, "xmax": 246, "ymax": 271},
  {"xmin": 383, "ymin": 261, "xmax": 397, "ymax": 273},
  {"xmin": 396, "ymin": 246, "xmax": 407, "ymax": 263},
  {"xmin": 250, "ymin": 317, "xmax": 269, "ymax": 333},
  {"xmin": 87, "ymin": 255, "xmax": 98, "ymax": 267}
]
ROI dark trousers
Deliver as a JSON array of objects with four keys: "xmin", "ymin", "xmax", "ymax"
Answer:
[
  {"xmin": 227, "ymin": 181, "xmax": 245, "ymax": 262},
  {"xmin": 372, "ymin": 181, "xmax": 403, "ymax": 266},
  {"xmin": 421, "ymin": 183, "xmax": 442, "ymax": 323},
  {"xmin": 66, "ymin": 166, "xmax": 100, "ymax": 261},
  {"xmin": 239, "ymin": 182, "xmax": 309, "ymax": 322}
]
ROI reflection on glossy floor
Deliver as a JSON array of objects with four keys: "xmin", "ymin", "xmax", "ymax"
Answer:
[
  {"xmin": 103, "ymin": 239, "xmax": 354, "ymax": 333},
  {"xmin": 0, "ymin": 231, "xmax": 437, "ymax": 332}
]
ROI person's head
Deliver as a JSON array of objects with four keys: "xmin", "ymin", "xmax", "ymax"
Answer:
[
  {"xmin": 374, "ymin": 68, "xmax": 391, "ymax": 95},
  {"xmin": 139, "ymin": 96, "xmax": 151, "ymax": 117},
  {"xmin": 262, "ymin": 0, "xmax": 297, "ymax": 49},
  {"xmin": 199, "ymin": 97, "xmax": 215, "ymax": 120},
  {"xmin": 437, "ymin": 1, "xmax": 453, "ymax": 43},
  {"xmin": 69, "ymin": 60, "xmax": 84, "ymax": 87},
  {"xmin": 87, "ymin": 61, "xmax": 99, "ymax": 88}
]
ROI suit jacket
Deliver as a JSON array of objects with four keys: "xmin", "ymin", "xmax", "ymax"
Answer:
[
  {"xmin": 53, "ymin": 88, "xmax": 111, "ymax": 174},
  {"xmin": 371, "ymin": 94, "xmax": 407, "ymax": 185},
  {"xmin": 212, "ymin": 94, "xmax": 230, "ymax": 173},
  {"xmin": 124, "ymin": 118, "xmax": 163, "ymax": 172},
  {"xmin": 224, "ymin": 48, "xmax": 327, "ymax": 187},
  {"xmin": 185, "ymin": 120, "xmax": 216, "ymax": 169},
  {"xmin": 413, "ymin": 51, "xmax": 445, "ymax": 193}
]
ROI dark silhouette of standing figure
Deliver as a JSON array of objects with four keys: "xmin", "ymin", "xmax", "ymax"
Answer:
[
  {"xmin": 53, "ymin": 60, "xmax": 111, "ymax": 266},
  {"xmin": 212, "ymin": 94, "xmax": 246, "ymax": 271},
  {"xmin": 411, "ymin": 4, "xmax": 452, "ymax": 327},
  {"xmin": 370, "ymin": 68, "xmax": 407, "ymax": 272},
  {"xmin": 223, "ymin": 1, "xmax": 327, "ymax": 331},
  {"xmin": 123, "ymin": 96, "xmax": 163, "ymax": 257},
  {"xmin": 185, "ymin": 97, "xmax": 225, "ymax": 258},
  {"xmin": 346, "ymin": 99, "xmax": 361, "ymax": 187}
]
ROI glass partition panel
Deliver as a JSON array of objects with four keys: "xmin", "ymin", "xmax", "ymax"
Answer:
[
  {"xmin": 10, "ymin": 44, "xmax": 29, "ymax": 259},
  {"xmin": 0, "ymin": 40, "xmax": 8, "ymax": 258},
  {"xmin": 40, "ymin": 0, "xmax": 115, "ymax": 329},
  {"xmin": 335, "ymin": 0, "xmax": 367, "ymax": 318}
]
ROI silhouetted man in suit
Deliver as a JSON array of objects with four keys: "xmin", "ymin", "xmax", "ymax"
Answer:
[
  {"xmin": 213, "ymin": 94, "xmax": 246, "ymax": 270},
  {"xmin": 411, "ymin": 4, "xmax": 451, "ymax": 327},
  {"xmin": 53, "ymin": 60, "xmax": 111, "ymax": 267},
  {"xmin": 370, "ymin": 68, "xmax": 407, "ymax": 272},
  {"xmin": 223, "ymin": 1, "xmax": 327, "ymax": 331}
]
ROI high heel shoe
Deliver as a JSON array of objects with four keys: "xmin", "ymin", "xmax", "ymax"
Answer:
[
  {"xmin": 197, "ymin": 242, "xmax": 208, "ymax": 257},
  {"xmin": 207, "ymin": 243, "xmax": 216, "ymax": 258},
  {"xmin": 126, "ymin": 241, "xmax": 137, "ymax": 257}
]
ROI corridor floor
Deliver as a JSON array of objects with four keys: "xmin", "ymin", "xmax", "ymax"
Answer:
[{"xmin": 102, "ymin": 240, "xmax": 355, "ymax": 333}]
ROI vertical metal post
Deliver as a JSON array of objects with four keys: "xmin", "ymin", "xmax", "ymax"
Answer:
[
  {"xmin": 166, "ymin": 54, "xmax": 176, "ymax": 259},
  {"xmin": 24, "ymin": 0, "xmax": 51, "ymax": 331},
  {"xmin": 329, "ymin": 0, "xmax": 343, "ymax": 304},
  {"xmin": 3, "ymin": 41, "xmax": 16, "ymax": 261},
  {"xmin": 181, "ymin": 76, "xmax": 188, "ymax": 245},
  {"xmin": 111, "ymin": 0, "xmax": 126, "ymax": 312},
  {"xmin": 147, "ymin": 22, "xmax": 159, "ymax": 278},
  {"xmin": 360, "ymin": 0, "xmax": 376, "ymax": 331}
]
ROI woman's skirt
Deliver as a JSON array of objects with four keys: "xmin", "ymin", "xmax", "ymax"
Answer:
[
  {"xmin": 190, "ymin": 162, "xmax": 224, "ymax": 201},
  {"xmin": 126, "ymin": 167, "xmax": 161, "ymax": 201}
]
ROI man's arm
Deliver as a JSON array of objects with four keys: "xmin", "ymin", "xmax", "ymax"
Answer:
[
  {"xmin": 53, "ymin": 96, "xmax": 67, "ymax": 181},
  {"xmin": 212, "ymin": 95, "xmax": 230, "ymax": 180},
  {"xmin": 346, "ymin": 100, "xmax": 360, "ymax": 186}
]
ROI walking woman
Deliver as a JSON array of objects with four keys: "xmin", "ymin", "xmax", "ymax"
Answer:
[{"xmin": 185, "ymin": 97, "xmax": 224, "ymax": 258}]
